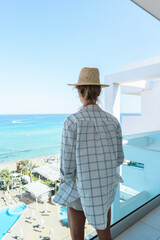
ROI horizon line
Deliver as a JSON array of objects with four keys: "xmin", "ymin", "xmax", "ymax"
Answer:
[
  {"xmin": 0, "ymin": 113, "xmax": 71, "ymax": 115},
  {"xmin": 0, "ymin": 112, "xmax": 141, "ymax": 115}
]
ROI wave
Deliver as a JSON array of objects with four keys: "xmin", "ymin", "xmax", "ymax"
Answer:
[
  {"xmin": 11, "ymin": 120, "xmax": 34, "ymax": 124},
  {"xmin": 12, "ymin": 120, "xmax": 17, "ymax": 124},
  {"xmin": 0, "ymin": 144, "xmax": 61, "ymax": 157},
  {"xmin": 12, "ymin": 120, "xmax": 26, "ymax": 124}
]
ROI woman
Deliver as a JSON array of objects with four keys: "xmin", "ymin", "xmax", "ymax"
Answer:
[{"xmin": 54, "ymin": 67, "xmax": 124, "ymax": 240}]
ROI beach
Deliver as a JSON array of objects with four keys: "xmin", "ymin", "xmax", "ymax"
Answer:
[{"xmin": 0, "ymin": 153, "xmax": 60, "ymax": 172}]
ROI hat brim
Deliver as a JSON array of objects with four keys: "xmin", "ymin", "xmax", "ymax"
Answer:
[{"xmin": 67, "ymin": 83, "xmax": 109, "ymax": 88}]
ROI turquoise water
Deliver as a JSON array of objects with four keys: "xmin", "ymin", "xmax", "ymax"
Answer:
[
  {"xmin": 0, "ymin": 204, "xmax": 26, "ymax": 239},
  {"xmin": 60, "ymin": 206, "xmax": 68, "ymax": 223},
  {"xmin": 0, "ymin": 114, "xmax": 68, "ymax": 164},
  {"xmin": 8, "ymin": 204, "xmax": 26, "ymax": 215},
  {"xmin": 0, "ymin": 113, "xmax": 142, "ymax": 165}
]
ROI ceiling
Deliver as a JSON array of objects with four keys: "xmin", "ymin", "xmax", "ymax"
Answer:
[{"xmin": 131, "ymin": 0, "xmax": 160, "ymax": 21}]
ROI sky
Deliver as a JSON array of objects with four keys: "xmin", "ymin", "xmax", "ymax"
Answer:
[{"xmin": 0, "ymin": 0, "xmax": 160, "ymax": 114}]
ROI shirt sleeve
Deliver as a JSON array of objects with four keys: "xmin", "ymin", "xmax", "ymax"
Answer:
[
  {"xmin": 116, "ymin": 123, "xmax": 124, "ymax": 167},
  {"xmin": 60, "ymin": 119, "xmax": 77, "ymax": 182}
]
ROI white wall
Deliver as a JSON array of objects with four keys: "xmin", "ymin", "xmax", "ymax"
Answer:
[
  {"xmin": 120, "ymin": 94, "xmax": 141, "ymax": 113},
  {"xmin": 122, "ymin": 79, "xmax": 160, "ymax": 135}
]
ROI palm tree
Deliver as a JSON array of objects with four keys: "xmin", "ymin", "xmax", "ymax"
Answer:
[
  {"xmin": 0, "ymin": 169, "xmax": 12, "ymax": 190},
  {"xmin": 20, "ymin": 160, "xmax": 29, "ymax": 167},
  {"xmin": 22, "ymin": 161, "xmax": 37, "ymax": 183},
  {"xmin": 19, "ymin": 160, "xmax": 29, "ymax": 174}
]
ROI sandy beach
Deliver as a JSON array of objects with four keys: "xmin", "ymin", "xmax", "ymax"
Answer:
[{"xmin": 0, "ymin": 153, "xmax": 60, "ymax": 172}]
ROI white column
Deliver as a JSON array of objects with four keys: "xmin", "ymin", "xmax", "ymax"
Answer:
[
  {"xmin": 105, "ymin": 83, "xmax": 121, "ymax": 122},
  {"xmin": 105, "ymin": 83, "xmax": 121, "ymax": 223}
]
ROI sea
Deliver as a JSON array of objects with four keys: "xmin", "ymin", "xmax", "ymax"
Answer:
[
  {"xmin": 0, "ymin": 113, "xmax": 141, "ymax": 165},
  {"xmin": 0, "ymin": 114, "xmax": 69, "ymax": 165}
]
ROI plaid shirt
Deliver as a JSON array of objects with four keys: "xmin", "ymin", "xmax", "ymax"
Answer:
[{"xmin": 54, "ymin": 104, "xmax": 124, "ymax": 229}]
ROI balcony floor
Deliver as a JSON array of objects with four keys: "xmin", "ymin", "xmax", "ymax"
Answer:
[{"xmin": 114, "ymin": 205, "xmax": 160, "ymax": 240}]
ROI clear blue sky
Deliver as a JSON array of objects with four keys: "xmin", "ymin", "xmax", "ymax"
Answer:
[{"xmin": 0, "ymin": 0, "xmax": 160, "ymax": 114}]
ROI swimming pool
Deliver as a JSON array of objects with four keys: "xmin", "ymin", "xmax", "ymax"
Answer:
[
  {"xmin": 0, "ymin": 204, "xmax": 26, "ymax": 239},
  {"xmin": 123, "ymin": 130, "xmax": 160, "ymax": 151},
  {"xmin": 59, "ymin": 206, "xmax": 68, "ymax": 223}
]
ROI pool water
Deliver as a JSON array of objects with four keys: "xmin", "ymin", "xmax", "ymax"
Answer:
[
  {"xmin": 8, "ymin": 204, "xmax": 26, "ymax": 215},
  {"xmin": 124, "ymin": 130, "xmax": 160, "ymax": 151},
  {"xmin": 0, "ymin": 204, "xmax": 26, "ymax": 239},
  {"xmin": 59, "ymin": 206, "xmax": 68, "ymax": 223}
]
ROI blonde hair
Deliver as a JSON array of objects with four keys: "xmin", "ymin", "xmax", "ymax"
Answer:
[{"xmin": 76, "ymin": 85, "xmax": 101, "ymax": 106}]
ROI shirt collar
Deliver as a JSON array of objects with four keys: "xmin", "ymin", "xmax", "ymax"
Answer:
[{"xmin": 79, "ymin": 104, "xmax": 102, "ymax": 112}]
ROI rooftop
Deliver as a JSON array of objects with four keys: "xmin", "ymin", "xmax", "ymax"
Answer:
[
  {"xmin": 24, "ymin": 181, "xmax": 54, "ymax": 198},
  {"xmin": 33, "ymin": 163, "xmax": 60, "ymax": 183}
]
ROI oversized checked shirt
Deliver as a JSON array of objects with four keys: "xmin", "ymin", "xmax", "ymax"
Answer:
[{"xmin": 54, "ymin": 104, "xmax": 124, "ymax": 230}]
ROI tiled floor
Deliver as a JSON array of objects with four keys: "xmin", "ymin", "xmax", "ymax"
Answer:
[{"xmin": 114, "ymin": 206, "xmax": 160, "ymax": 240}]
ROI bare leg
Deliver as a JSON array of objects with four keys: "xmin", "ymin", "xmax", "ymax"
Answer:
[
  {"xmin": 67, "ymin": 206, "xmax": 86, "ymax": 240},
  {"xmin": 96, "ymin": 208, "xmax": 112, "ymax": 240}
]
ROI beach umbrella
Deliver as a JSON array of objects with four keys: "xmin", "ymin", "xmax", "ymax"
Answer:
[
  {"xmin": 5, "ymin": 191, "xmax": 8, "ymax": 197},
  {"xmin": 49, "ymin": 227, "xmax": 54, "ymax": 239},
  {"xmin": 36, "ymin": 197, "xmax": 38, "ymax": 210},
  {"xmin": 32, "ymin": 210, "xmax": 35, "ymax": 219},
  {"xmin": 19, "ymin": 227, "xmax": 23, "ymax": 238},
  {"xmin": 45, "ymin": 203, "xmax": 48, "ymax": 212},
  {"xmin": 8, "ymin": 195, "xmax": 12, "ymax": 203},
  {"xmin": 39, "ymin": 217, "xmax": 45, "ymax": 227}
]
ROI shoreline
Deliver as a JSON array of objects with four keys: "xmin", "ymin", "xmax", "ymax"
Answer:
[{"xmin": 0, "ymin": 153, "xmax": 60, "ymax": 172}]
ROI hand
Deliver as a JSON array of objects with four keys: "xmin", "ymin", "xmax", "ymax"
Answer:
[{"xmin": 61, "ymin": 179, "xmax": 65, "ymax": 184}]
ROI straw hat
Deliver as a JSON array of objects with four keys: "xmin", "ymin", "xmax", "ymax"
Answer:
[{"xmin": 68, "ymin": 67, "xmax": 109, "ymax": 88}]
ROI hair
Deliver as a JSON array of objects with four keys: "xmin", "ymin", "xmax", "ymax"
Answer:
[{"xmin": 76, "ymin": 85, "xmax": 101, "ymax": 106}]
